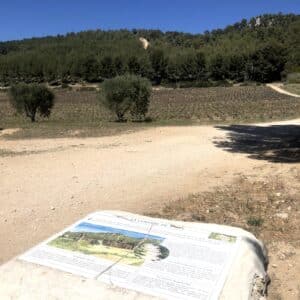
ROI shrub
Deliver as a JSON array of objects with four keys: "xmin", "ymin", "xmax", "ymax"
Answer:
[
  {"xmin": 99, "ymin": 74, "xmax": 151, "ymax": 122},
  {"xmin": 150, "ymin": 48, "xmax": 168, "ymax": 85},
  {"xmin": 10, "ymin": 83, "xmax": 55, "ymax": 122},
  {"xmin": 129, "ymin": 76, "xmax": 151, "ymax": 121},
  {"xmin": 76, "ymin": 86, "xmax": 97, "ymax": 92},
  {"xmin": 247, "ymin": 217, "xmax": 264, "ymax": 227},
  {"xmin": 248, "ymin": 43, "xmax": 287, "ymax": 83},
  {"xmin": 210, "ymin": 54, "xmax": 229, "ymax": 81},
  {"xmin": 61, "ymin": 83, "xmax": 69, "ymax": 89}
]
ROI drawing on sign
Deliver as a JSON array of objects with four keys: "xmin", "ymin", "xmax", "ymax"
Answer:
[
  {"xmin": 48, "ymin": 222, "xmax": 170, "ymax": 266},
  {"xmin": 209, "ymin": 232, "xmax": 237, "ymax": 243}
]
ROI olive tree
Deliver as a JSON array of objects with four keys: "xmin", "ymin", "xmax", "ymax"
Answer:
[
  {"xmin": 10, "ymin": 83, "xmax": 55, "ymax": 122},
  {"xmin": 99, "ymin": 74, "xmax": 151, "ymax": 122}
]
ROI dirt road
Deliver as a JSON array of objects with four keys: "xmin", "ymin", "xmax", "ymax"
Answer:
[
  {"xmin": 1, "ymin": 121, "xmax": 300, "ymax": 299},
  {"xmin": 0, "ymin": 125, "xmax": 267, "ymax": 263}
]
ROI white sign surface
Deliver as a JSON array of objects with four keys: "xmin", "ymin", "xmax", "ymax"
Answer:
[{"xmin": 20, "ymin": 212, "xmax": 241, "ymax": 300}]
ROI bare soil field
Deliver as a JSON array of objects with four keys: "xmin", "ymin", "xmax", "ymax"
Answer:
[{"xmin": 1, "ymin": 86, "xmax": 300, "ymax": 139}]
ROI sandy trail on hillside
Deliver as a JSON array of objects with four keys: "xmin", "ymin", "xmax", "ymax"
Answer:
[{"xmin": 1, "ymin": 121, "xmax": 300, "ymax": 299}]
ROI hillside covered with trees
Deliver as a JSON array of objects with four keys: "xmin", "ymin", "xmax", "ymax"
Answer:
[{"xmin": 0, "ymin": 13, "xmax": 299, "ymax": 86}]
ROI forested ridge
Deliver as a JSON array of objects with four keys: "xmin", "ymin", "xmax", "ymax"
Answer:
[{"xmin": 0, "ymin": 13, "xmax": 299, "ymax": 86}]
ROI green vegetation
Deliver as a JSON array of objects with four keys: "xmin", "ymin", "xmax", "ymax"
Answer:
[
  {"xmin": 49, "ymin": 234, "xmax": 145, "ymax": 265},
  {"xmin": 48, "ymin": 231, "xmax": 164, "ymax": 266},
  {"xmin": 1, "ymin": 86, "xmax": 300, "ymax": 139},
  {"xmin": 99, "ymin": 74, "xmax": 151, "ymax": 121},
  {"xmin": 0, "ymin": 14, "xmax": 299, "ymax": 86},
  {"xmin": 9, "ymin": 84, "xmax": 54, "ymax": 122},
  {"xmin": 209, "ymin": 233, "xmax": 237, "ymax": 243},
  {"xmin": 247, "ymin": 217, "xmax": 264, "ymax": 227}
]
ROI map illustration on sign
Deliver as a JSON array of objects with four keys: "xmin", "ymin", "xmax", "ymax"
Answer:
[{"xmin": 48, "ymin": 222, "xmax": 170, "ymax": 266}]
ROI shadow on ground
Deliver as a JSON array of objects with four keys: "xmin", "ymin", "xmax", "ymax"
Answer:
[{"xmin": 214, "ymin": 124, "xmax": 300, "ymax": 163}]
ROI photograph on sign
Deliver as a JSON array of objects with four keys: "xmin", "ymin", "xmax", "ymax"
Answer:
[{"xmin": 48, "ymin": 222, "xmax": 169, "ymax": 266}]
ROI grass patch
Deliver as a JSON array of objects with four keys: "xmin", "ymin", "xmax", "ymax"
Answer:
[{"xmin": 247, "ymin": 217, "xmax": 264, "ymax": 227}]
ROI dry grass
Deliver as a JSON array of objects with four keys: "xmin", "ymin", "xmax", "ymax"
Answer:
[
  {"xmin": 148, "ymin": 173, "xmax": 300, "ymax": 245},
  {"xmin": 148, "ymin": 170, "xmax": 300, "ymax": 299}
]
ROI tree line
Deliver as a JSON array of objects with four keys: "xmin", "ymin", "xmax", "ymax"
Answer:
[{"xmin": 0, "ymin": 13, "xmax": 299, "ymax": 86}]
